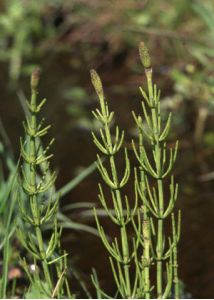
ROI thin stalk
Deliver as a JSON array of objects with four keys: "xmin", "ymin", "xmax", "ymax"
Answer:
[
  {"xmin": 18, "ymin": 69, "xmax": 72, "ymax": 298},
  {"xmin": 147, "ymin": 70, "xmax": 165, "ymax": 298},
  {"xmin": 105, "ymin": 125, "xmax": 131, "ymax": 297},
  {"xmin": 1, "ymin": 189, "xmax": 17, "ymax": 298},
  {"xmin": 156, "ymin": 180, "xmax": 164, "ymax": 298},
  {"xmin": 90, "ymin": 69, "xmax": 135, "ymax": 298},
  {"xmin": 28, "ymin": 81, "xmax": 53, "ymax": 290},
  {"xmin": 139, "ymin": 130, "xmax": 151, "ymax": 299},
  {"xmin": 173, "ymin": 243, "xmax": 179, "ymax": 299},
  {"xmin": 91, "ymin": 43, "xmax": 181, "ymax": 298},
  {"xmin": 133, "ymin": 42, "xmax": 181, "ymax": 298},
  {"xmin": 35, "ymin": 226, "xmax": 52, "ymax": 289},
  {"xmin": 142, "ymin": 207, "xmax": 151, "ymax": 299},
  {"xmin": 172, "ymin": 213, "xmax": 180, "ymax": 299},
  {"xmin": 156, "ymin": 219, "xmax": 163, "ymax": 298}
]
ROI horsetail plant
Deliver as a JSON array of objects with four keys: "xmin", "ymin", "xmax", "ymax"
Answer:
[
  {"xmin": 90, "ymin": 70, "xmax": 139, "ymax": 298},
  {"xmin": 132, "ymin": 42, "xmax": 181, "ymax": 298},
  {"xmin": 91, "ymin": 43, "xmax": 181, "ymax": 299},
  {"xmin": 17, "ymin": 69, "xmax": 72, "ymax": 298}
]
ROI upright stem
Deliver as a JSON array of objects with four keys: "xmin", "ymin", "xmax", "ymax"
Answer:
[
  {"xmin": 147, "ymin": 70, "xmax": 164, "ymax": 298},
  {"xmin": 106, "ymin": 125, "xmax": 131, "ymax": 297},
  {"xmin": 1, "ymin": 190, "xmax": 17, "ymax": 298},
  {"xmin": 19, "ymin": 69, "xmax": 71, "ymax": 298},
  {"xmin": 173, "ymin": 243, "xmax": 179, "ymax": 299},
  {"xmin": 139, "ymin": 131, "xmax": 151, "ymax": 299},
  {"xmin": 142, "ymin": 207, "xmax": 151, "ymax": 299},
  {"xmin": 156, "ymin": 180, "xmax": 164, "ymax": 298},
  {"xmin": 29, "ymin": 86, "xmax": 52, "ymax": 290},
  {"xmin": 135, "ymin": 42, "xmax": 181, "ymax": 299},
  {"xmin": 91, "ymin": 69, "xmax": 133, "ymax": 298},
  {"xmin": 35, "ymin": 227, "xmax": 52, "ymax": 289},
  {"xmin": 172, "ymin": 213, "xmax": 180, "ymax": 299}
]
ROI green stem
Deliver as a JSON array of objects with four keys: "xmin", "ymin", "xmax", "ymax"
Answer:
[
  {"xmin": 156, "ymin": 164, "xmax": 164, "ymax": 299},
  {"xmin": 143, "ymin": 209, "xmax": 151, "ymax": 299},
  {"xmin": 156, "ymin": 220, "xmax": 163, "ymax": 298},
  {"xmin": 147, "ymin": 71, "xmax": 165, "ymax": 298},
  {"xmin": 35, "ymin": 226, "xmax": 52, "ymax": 289},
  {"xmin": 18, "ymin": 70, "xmax": 70, "ymax": 297},
  {"xmin": 137, "ymin": 43, "xmax": 180, "ymax": 299},
  {"xmin": 172, "ymin": 214, "xmax": 180, "ymax": 299},
  {"xmin": 103, "ymin": 117, "xmax": 131, "ymax": 297},
  {"xmin": 121, "ymin": 225, "xmax": 131, "ymax": 295},
  {"xmin": 1, "ymin": 225, "xmax": 10, "ymax": 298},
  {"xmin": 1, "ymin": 190, "xmax": 17, "ymax": 298},
  {"xmin": 139, "ymin": 131, "xmax": 151, "ymax": 299},
  {"xmin": 29, "ymin": 88, "xmax": 52, "ymax": 290},
  {"xmin": 173, "ymin": 244, "xmax": 179, "ymax": 299}
]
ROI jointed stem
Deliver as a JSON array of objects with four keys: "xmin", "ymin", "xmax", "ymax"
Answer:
[
  {"xmin": 18, "ymin": 69, "xmax": 72, "ymax": 298},
  {"xmin": 173, "ymin": 244, "xmax": 179, "ymax": 299},
  {"xmin": 156, "ymin": 180, "xmax": 164, "ymax": 298},
  {"xmin": 29, "ymin": 86, "xmax": 53, "ymax": 290},
  {"xmin": 139, "ymin": 131, "xmax": 151, "ymax": 299},
  {"xmin": 91, "ymin": 69, "xmax": 133, "ymax": 298},
  {"xmin": 142, "ymin": 208, "xmax": 151, "ymax": 299},
  {"xmin": 135, "ymin": 42, "xmax": 181, "ymax": 299},
  {"xmin": 105, "ymin": 124, "xmax": 131, "ymax": 297},
  {"xmin": 147, "ymin": 70, "xmax": 165, "ymax": 298},
  {"xmin": 35, "ymin": 226, "xmax": 53, "ymax": 289},
  {"xmin": 91, "ymin": 42, "xmax": 181, "ymax": 298}
]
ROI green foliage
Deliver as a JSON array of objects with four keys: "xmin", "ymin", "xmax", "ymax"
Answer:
[
  {"xmin": 24, "ymin": 280, "xmax": 51, "ymax": 299},
  {"xmin": 18, "ymin": 68, "xmax": 72, "ymax": 298},
  {"xmin": 91, "ymin": 43, "xmax": 181, "ymax": 298},
  {"xmin": 0, "ymin": 0, "xmax": 59, "ymax": 82},
  {"xmin": 91, "ymin": 69, "xmax": 139, "ymax": 298},
  {"xmin": 0, "ymin": 74, "xmax": 99, "ymax": 298},
  {"xmin": 0, "ymin": 0, "xmax": 213, "ymax": 146},
  {"xmin": 133, "ymin": 43, "xmax": 181, "ymax": 299},
  {"xmin": 0, "ymin": 1, "xmax": 213, "ymax": 297},
  {"xmin": 0, "ymin": 130, "xmax": 19, "ymax": 298}
]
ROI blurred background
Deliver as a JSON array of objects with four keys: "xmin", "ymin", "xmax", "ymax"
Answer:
[{"xmin": 0, "ymin": 0, "xmax": 213, "ymax": 298}]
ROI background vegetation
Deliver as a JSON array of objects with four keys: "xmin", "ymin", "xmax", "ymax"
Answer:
[{"xmin": 0, "ymin": 0, "xmax": 213, "ymax": 298}]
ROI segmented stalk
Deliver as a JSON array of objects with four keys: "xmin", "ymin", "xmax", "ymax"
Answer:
[
  {"xmin": 138, "ymin": 127, "xmax": 151, "ymax": 299},
  {"xmin": 91, "ymin": 43, "xmax": 181, "ymax": 298},
  {"xmin": 172, "ymin": 212, "xmax": 181, "ymax": 299},
  {"xmin": 29, "ymin": 74, "xmax": 52, "ymax": 288},
  {"xmin": 133, "ymin": 42, "xmax": 181, "ymax": 298},
  {"xmin": 90, "ymin": 70, "xmax": 139, "ymax": 298},
  {"xmin": 18, "ymin": 69, "xmax": 72, "ymax": 298}
]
